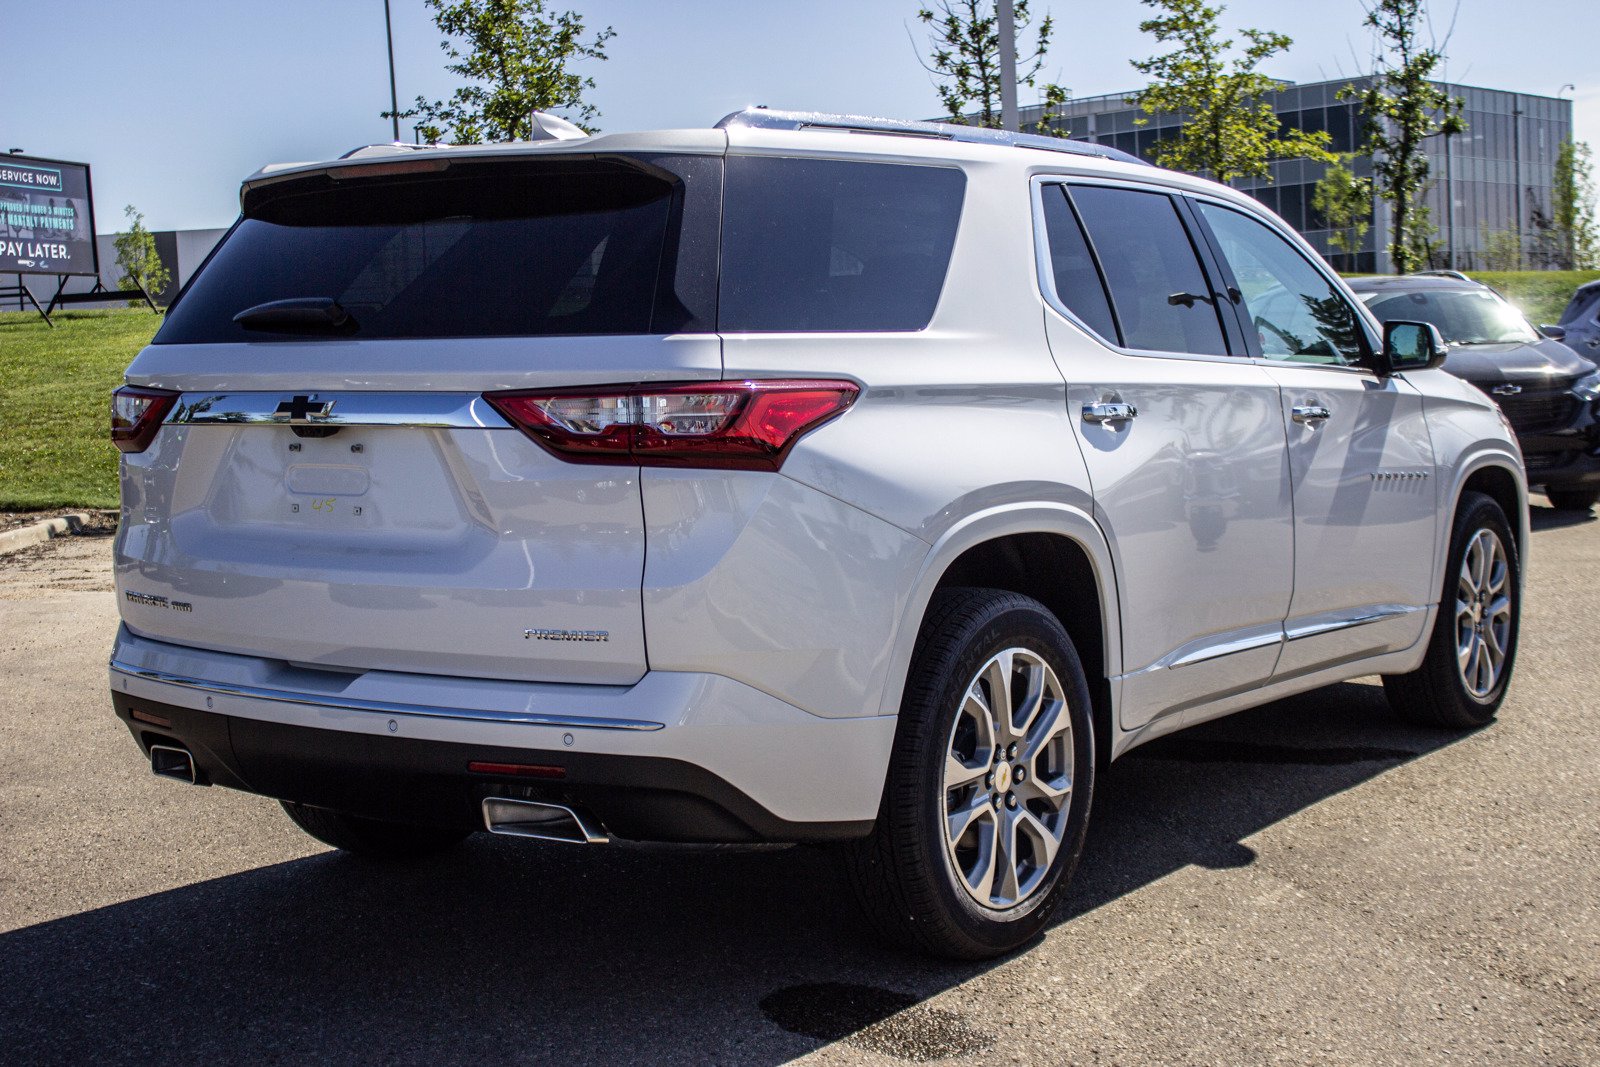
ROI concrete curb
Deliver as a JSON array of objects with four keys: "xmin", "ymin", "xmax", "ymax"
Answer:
[{"xmin": 0, "ymin": 513, "xmax": 92, "ymax": 556}]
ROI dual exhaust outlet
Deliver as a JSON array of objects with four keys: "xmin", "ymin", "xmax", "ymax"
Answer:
[{"xmin": 148, "ymin": 745, "xmax": 607, "ymax": 845}]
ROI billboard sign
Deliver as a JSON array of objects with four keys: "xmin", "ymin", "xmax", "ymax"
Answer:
[{"xmin": 0, "ymin": 155, "xmax": 98, "ymax": 277}]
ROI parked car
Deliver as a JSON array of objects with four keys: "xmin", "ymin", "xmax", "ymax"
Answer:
[
  {"xmin": 109, "ymin": 110, "xmax": 1526, "ymax": 960},
  {"xmin": 1555, "ymin": 278, "xmax": 1600, "ymax": 359},
  {"xmin": 1347, "ymin": 274, "xmax": 1600, "ymax": 512}
]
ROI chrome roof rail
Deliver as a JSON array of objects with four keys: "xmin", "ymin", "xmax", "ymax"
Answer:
[
  {"xmin": 1410, "ymin": 269, "xmax": 1472, "ymax": 281},
  {"xmin": 716, "ymin": 108, "xmax": 1149, "ymax": 166}
]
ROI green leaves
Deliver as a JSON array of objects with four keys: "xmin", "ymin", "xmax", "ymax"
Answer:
[
  {"xmin": 113, "ymin": 206, "xmax": 170, "ymax": 302},
  {"xmin": 387, "ymin": 0, "xmax": 614, "ymax": 144},
  {"xmin": 1130, "ymin": 0, "xmax": 1332, "ymax": 185},
  {"xmin": 1352, "ymin": 0, "xmax": 1464, "ymax": 274},
  {"xmin": 917, "ymin": 0, "xmax": 1066, "ymax": 133},
  {"xmin": 1312, "ymin": 155, "xmax": 1373, "ymax": 265}
]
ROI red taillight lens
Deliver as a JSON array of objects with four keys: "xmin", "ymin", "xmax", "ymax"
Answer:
[
  {"xmin": 485, "ymin": 380, "xmax": 859, "ymax": 471},
  {"xmin": 111, "ymin": 386, "xmax": 180, "ymax": 453}
]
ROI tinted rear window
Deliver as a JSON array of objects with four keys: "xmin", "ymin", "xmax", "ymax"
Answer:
[
  {"xmin": 157, "ymin": 161, "xmax": 678, "ymax": 343},
  {"xmin": 718, "ymin": 156, "xmax": 965, "ymax": 332}
]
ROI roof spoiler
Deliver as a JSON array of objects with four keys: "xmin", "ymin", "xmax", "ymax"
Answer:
[{"xmin": 715, "ymin": 108, "xmax": 1149, "ymax": 166}]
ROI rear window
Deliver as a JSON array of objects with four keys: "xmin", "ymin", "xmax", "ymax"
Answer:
[
  {"xmin": 718, "ymin": 156, "xmax": 965, "ymax": 332},
  {"xmin": 157, "ymin": 160, "xmax": 680, "ymax": 343}
]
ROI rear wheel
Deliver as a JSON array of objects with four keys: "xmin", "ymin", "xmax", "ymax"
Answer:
[
  {"xmin": 1382, "ymin": 491, "xmax": 1520, "ymax": 728},
  {"xmin": 281, "ymin": 801, "xmax": 469, "ymax": 860},
  {"xmin": 1544, "ymin": 488, "xmax": 1599, "ymax": 512},
  {"xmin": 845, "ymin": 588, "xmax": 1095, "ymax": 960}
]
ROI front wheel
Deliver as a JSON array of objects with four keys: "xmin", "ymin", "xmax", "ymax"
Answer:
[
  {"xmin": 281, "ymin": 801, "xmax": 469, "ymax": 860},
  {"xmin": 1544, "ymin": 488, "xmax": 1599, "ymax": 512},
  {"xmin": 1382, "ymin": 491, "xmax": 1521, "ymax": 728},
  {"xmin": 845, "ymin": 588, "xmax": 1096, "ymax": 960}
]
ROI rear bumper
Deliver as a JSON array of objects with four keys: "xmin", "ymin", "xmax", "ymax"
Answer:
[{"xmin": 109, "ymin": 628, "xmax": 893, "ymax": 843}]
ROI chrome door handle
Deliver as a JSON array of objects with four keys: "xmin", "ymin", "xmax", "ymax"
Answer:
[
  {"xmin": 1291, "ymin": 404, "xmax": 1331, "ymax": 424},
  {"xmin": 1082, "ymin": 401, "xmax": 1138, "ymax": 424}
]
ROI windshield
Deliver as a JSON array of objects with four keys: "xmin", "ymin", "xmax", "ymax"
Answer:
[{"xmin": 1358, "ymin": 288, "xmax": 1538, "ymax": 344}]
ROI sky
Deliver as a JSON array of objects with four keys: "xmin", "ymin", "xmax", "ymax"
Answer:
[{"xmin": 3, "ymin": 0, "xmax": 1596, "ymax": 233}]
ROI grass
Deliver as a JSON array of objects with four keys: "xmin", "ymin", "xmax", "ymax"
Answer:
[
  {"xmin": 1462, "ymin": 271, "xmax": 1600, "ymax": 325},
  {"xmin": 0, "ymin": 308, "xmax": 160, "ymax": 510}
]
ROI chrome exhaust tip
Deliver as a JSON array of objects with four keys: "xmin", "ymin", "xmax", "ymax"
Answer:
[
  {"xmin": 149, "ymin": 744, "xmax": 197, "ymax": 784},
  {"xmin": 482, "ymin": 797, "xmax": 608, "ymax": 844}
]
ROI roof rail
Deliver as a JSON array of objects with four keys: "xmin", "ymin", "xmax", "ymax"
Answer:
[
  {"xmin": 1410, "ymin": 269, "xmax": 1472, "ymax": 281},
  {"xmin": 716, "ymin": 108, "xmax": 1149, "ymax": 166}
]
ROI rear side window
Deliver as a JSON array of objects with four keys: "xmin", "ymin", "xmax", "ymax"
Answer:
[
  {"xmin": 157, "ymin": 161, "xmax": 679, "ymax": 343},
  {"xmin": 1067, "ymin": 185, "xmax": 1230, "ymax": 356},
  {"xmin": 1039, "ymin": 184, "xmax": 1118, "ymax": 342},
  {"xmin": 718, "ymin": 157, "xmax": 965, "ymax": 332}
]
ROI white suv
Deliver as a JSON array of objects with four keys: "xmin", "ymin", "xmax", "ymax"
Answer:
[{"xmin": 109, "ymin": 110, "xmax": 1526, "ymax": 959}]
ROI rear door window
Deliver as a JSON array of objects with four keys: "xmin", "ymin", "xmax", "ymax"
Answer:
[
  {"xmin": 1066, "ymin": 185, "xmax": 1231, "ymax": 356},
  {"xmin": 157, "ymin": 160, "xmax": 685, "ymax": 343},
  {"xmin": 1039, "ymin": 184, "xmax": 1119, "ymax": 343},
  {"xmin": 718, "ymin": 157, "xmax": 965, "ymax": 332}
]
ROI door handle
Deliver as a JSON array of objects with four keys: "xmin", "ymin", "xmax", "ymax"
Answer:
[
  {"xmin": 1291, "ymin": 404, "xmax": 1332, "ymax": 424},
  {"xmin": 1082, "ymin": 401, "xmax": 1138, "ymax": 424}
]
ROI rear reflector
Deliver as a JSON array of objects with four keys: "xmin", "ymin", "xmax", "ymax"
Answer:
[
  {"xmin": 484, "ymin": 379, "xmax": 859, "ymax": 471},
  {"xmin": 111, "ymin": 386, "xmax": 180, "ymax": 453},
  {"xmin": 467, "ymin": 761, "xmax": 567, "ymax": 779},
  {"xmin": 129, "ymin": 708, "xmax": 173, "ymax": 728}
]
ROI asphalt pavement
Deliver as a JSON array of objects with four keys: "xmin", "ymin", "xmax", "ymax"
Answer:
[{"xmin": 0, "ymin": 505, "xmax": 1596, "ymax": 1065}]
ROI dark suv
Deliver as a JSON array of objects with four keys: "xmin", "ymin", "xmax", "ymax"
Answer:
[
  {"xmin": 1556, "ymin": 279, "xmax": 1600, "ymax": 360},
  {"xmin": 1349, "ymin": 274, "xmax": 1600, "ymax": 511}
]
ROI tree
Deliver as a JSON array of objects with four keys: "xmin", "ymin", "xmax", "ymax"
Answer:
[
  {"xmin": 1130, "ymin": 0, "xmax": 1333, "ymax": 184},
  {"xmin": 1311, "ymin": 154, "xmax": 1373, "ymax": 269},
  {"xmin": 1349, "ymin": 0, "xmax": 1464, "ymax": 274},
  {"xmin": 917, "ymin": 1, "xmax": 1068, "ymax": 134},
  {"xmin": 113, "ymin": 206, "xmax": 170, "ymax": 304},
  {"xmin": 1552, "ymin": 139, "xmax": 1599, "ymax": 270},
  {"xmin": 1479, "ymin": 223, "xmax": 1523, "ymax": 271},
  {"xmin": 389, "ymin": 0, "xmax": 614, "ymax": 143}
]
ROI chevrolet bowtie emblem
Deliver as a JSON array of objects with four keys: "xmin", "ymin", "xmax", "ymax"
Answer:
[
  {"xmin": 272, "ymin": 394, "xmax": 336, "ymax": 421},
  {"xmin": 1491, "ymin": 384, "xmax": 1522, "ymax": 397}
]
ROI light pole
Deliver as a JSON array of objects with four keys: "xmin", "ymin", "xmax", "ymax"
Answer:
[
  {"xmin": 384, "ymin": 0, "xmax": 401, "ymax": 142},
  {"xmin": 997, "ymin": 0, "xmax": 1019, "ymax": 132}
]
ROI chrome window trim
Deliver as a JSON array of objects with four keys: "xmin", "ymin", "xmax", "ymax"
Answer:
[
  {"xmin": 164, "ymin": 391, "xmax": 513, "ymax": 429},
  {"xmin": 109, "ymin": 659, "xmax": 666, "ymax": 732}
]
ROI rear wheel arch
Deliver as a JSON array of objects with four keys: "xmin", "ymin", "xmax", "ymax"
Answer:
[{"xmin": 882, "ymin": 509, "xmax": 1120, "ymax": 768}]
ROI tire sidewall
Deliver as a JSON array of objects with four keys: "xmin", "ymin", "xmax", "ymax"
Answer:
[
  {"xmin": 903, "ymin": 596, "xmax": 1096, "ymax": 952},
  {"xmin": 1438, "ymin": 494, "xmax": 1521, "ymax": 716}
]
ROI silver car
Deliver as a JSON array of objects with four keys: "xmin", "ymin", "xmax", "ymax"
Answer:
[{"xmin": 108, "ymin": 110, "xmax": 1526, "ymax": 959}]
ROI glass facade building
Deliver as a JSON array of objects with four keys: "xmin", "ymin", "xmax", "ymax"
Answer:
[{"xmin": 1010, "ymin": 78, "xmax": 1573, "ymax": 274}]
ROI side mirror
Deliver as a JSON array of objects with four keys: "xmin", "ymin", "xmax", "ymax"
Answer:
[
  {"xmin": 1379, "ymin": 320, "xmax": 1448, "ymax": 374},
  {"xmin": 1540, "ymin": 323, "xmax": 1567, "ymax": 341}
]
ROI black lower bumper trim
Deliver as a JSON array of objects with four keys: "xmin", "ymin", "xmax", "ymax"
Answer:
[{"xmin": 112, "ymin": 692, "xmax": 873, "ymax": 844}]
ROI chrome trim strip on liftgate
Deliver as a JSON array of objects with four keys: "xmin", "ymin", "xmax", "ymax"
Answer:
[
  {"xmin": 164, "ymin": 392, "xmax": 512, "ymax": 430},
  {"xmin": 109, "ymin": 659, "xmax": 666, "ymax": 732}
]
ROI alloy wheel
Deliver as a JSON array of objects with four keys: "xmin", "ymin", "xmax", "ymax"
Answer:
[
  {"xmin": 941, "ymin": 647, "xmax": 1074, "ymax": 910},
  {"xmin": 1455, "ymin": 528, "xmax": 1512, "ymax": 698}
]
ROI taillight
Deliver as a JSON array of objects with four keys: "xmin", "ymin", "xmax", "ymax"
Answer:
[
  {"xmin": 111, "ymin": 386, "xmax": 180, "ymax": 453},
  {"xmin": 485, "ymin": 380, "xmax": 859, "ymax": 470}
]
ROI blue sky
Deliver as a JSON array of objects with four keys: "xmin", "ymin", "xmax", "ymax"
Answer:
[{"xmin": 4, "ymin": 0, "xmax": 1595, "ymax": 232}]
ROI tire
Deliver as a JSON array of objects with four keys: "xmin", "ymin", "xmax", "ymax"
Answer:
[
  {"xmin": 1544, "ymin": 488, "xmax": 1599, "ymax": 512},
  {"xmin": 280, "ymin": 801, "xmax": 469, "ymax": 860},
  {"xmin": 1382, "ymin": 491, "xmax": 1520, "ymax": 729},
  {"xmin": 844, "ymin": 588, "xmax": 1096, "ymax": 960}
]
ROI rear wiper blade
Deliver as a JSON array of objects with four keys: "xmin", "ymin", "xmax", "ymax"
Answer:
[{"xmin": 233, "ymin": 297, "xmax": 356, "ymax": 332}]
